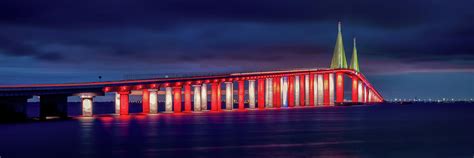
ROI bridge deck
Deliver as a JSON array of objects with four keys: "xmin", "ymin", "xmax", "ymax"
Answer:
[{"xmin": 0, "ymin": 68, "xmax": 383, "ymax": 100}]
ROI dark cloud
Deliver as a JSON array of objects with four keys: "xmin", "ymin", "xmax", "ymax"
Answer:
[
  {"xmin": 0, "ymin": 0, "xmax": 472, "ymax": 86},
  {"xmin": 0, "ymin": 0, "xmax": 428, "ymax": 29}
]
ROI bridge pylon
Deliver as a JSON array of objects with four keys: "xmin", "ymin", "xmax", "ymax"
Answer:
[{"xmin": 330, "ymin": 21, "xmax": 348, "ymax": 69}]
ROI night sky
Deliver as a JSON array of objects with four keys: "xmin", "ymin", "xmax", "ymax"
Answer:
[{"xmin": 0, "ymin": 0, "xmax": 472, "ymax": 99}]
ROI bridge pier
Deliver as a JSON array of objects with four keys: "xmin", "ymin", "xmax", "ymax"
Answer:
[
  {"xmin": 173, "ymin": 86, "xmax": 182, "ymax": 113},
  {"xmin": 193, "ymin": 85, "xmax": 201, "ymax": 112},
  {"xmin": 358, "ymin": 80, "xmax": 363, "ymax": 102},
  {"xmin": 309, "ymin": 74, "xmax": 315, "ymax": 106},
  {"xmin": 352, "ymin": 77, "xmax": 359, "ymax": 103},
  {"xmin": 273, "ymin": 77, "xmax": 280, "ymax": 108},
  {"xmin": 323, "ymin": 74, "xmax": 330, "ymax": 105},
  {"xmin": 184, "ymin": 84, "xmax": 192, "ymax": 112},
  {"xmin": 329, "ymin": 73, "xmax": 335, "ymax": 105},
  {"xmin": 317, "ymin": 74, "xmax": 324, "ymax": 105},
  {"xmin": 115, "ymin": 92, "xmax": 120, "ymax": 114},
  {"xmin": 265, "ymin": 78, "xmax": 273, "ymax": 108},
  {"xmin": 248, "ymin": 80, "xmax": 256, "ymax": 109},
  {"xmin": 312, "ymin": 74, "xmax": 318, "ymax": 105},
  {"xmin": 149, "ymin": 89, "xmax": 158, "ymax": 114},
  {"xmin": 40, "ymin": 95, "xmax": 68, "ymax": 119},
  {"xmin": 304, "ymin": 74, "xmax": 310, "ymax": 106},
  {"xmin": 119, "ymin": 91, "xmax": 130, "ymax": 115},
  {"xmin": 295, "ymin": 75, "xmax": 300, "ymax": 106},
  {"xmin": 225, "ymin": 82, "xmax": 233, "ymax": 110},
  {"xmin": 336, "ymin": 72, "xmax": 344, "ymax": 103},
  {"xmin": 238, "ymin": 80, "xmax": 245, "ymax": 110},
  {"xmin": 201, "ymin": 83, "xmax": 207, "ymax": 111},
  {"xmin": 288, "ymin": 76, "xmax": 295, "ymax": 107},
  {"xmin": 364, "ymin": 85, "xmax": 368, "ymax": 103},
  {"xmin": 0, "ymin": 96, "xmax": 30, "ymax": 121},
  {"xmin": 142, "ymin": 89, "xmax": 150, "ymax": 113},
  {"xmin": 257, "ymin": 79, "xmax": 265, "ymax": 109},
  {"xmin": 165, "ymin": 87, "xmax": 173, "ymax": 112},
  {"xmin": 271, "ymin": 78, "xmax": 276, "ymax": 108},
  {"xmin": 281, "ymin": 77, "xmax": 288, "ymax": 107},
  {"xmin": 217, "ymin": 83, "xmax": 222, "ymax": 111},
  {"xmin": 368, "ymin": 90, "xmax": 373, "ymax": 103},
  {"xmin": 81, "ymin": 96, "xmax": 94, "ymax": 117},
  {"xmin": 211, "ymin": 82, "xmax": 218, "ymax": 111},
  {"xmin": 299, "ymin": 74, "xmax": 306, "ymax": 106}
]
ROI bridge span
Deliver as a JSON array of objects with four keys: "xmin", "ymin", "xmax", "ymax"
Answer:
[
  {"xmin": 0, "ymin": 22, "xmax": 384, "ymax": 120},
  {"xmin": 0, "ymin": 68, "xmax": 383, "ymax": 120}
]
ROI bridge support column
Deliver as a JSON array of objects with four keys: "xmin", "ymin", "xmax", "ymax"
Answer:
[
  {"xmin": 352, "ymin": 77, "xmax": 358, "ymax": 103},
  {"xmin": 165, "ymin": 87, "xmax": 173, "ymax": 112},
  {"xmin": 40, "ymin": 95, "xmax": 68, "ymax": 119},
  {"xmin": 184, "ymin": 84, "xmax": 192, "ymax": 112},
  {"xmin": 238, "ymin": 80, "xmax": 245, "ymax": 110},
  {"xmin": 299, "ymin": 75, "xmax": 306, "ymax": 106},
  {"xmin": 368, "ymin": 90, "xmax": 373, "ymax": 103},
  {"xmin": 336, "ymin": 72, "xmax": 344, "ymax": 103},
  {"xmin": 273, "ymin": 77, "xmax": 281, "ymax": 108},
  {"xmin": 364, "ymin": 86, "xmax": 368, "ymax": 103},
  {"xmin": 257, "ymin": 79, "xmax": 265, "ymax": 109},
  {"xmin": 266, "ymin": 78, "xmax": 273, "ymax": 108},
  {"xmin": 248, "ymin": 80, "xmax": 256, "ymax": 109},
  {"xmin": 201, "ymin": 83, "xmax": 208, "ymax": 110},
  {"xmin": 313, "ymin": 74, "xmax": 318, "ymax": 105},
  {"xmin": 0, "ymin": 96, "xmax": 29, "ymax": 121},
  {"xmin": 149, "ymin": 89, "xmax": 158, "ymax": 114},
  {"xmin": 193, "ymin": 85, "xmax": 202, "ymax": 112},
  {"xmin": 265, "ymin": 78, "xmax": 269, "ymax": 107},
  {"xmin": 225, "ymin": 82, "xmax": 233, "ymax": 110},
  {"xmin": 309, "ymin": 74, "xmax": 315, "ymax": 106},
  {"xmin": 119, "ymin": 92, "xmax": 130, "ymax": 115},
  {"xmin": 81, "ymin": 96, "xmax": 93, "ymax": 117},
  {"xmin": 358, "ymin": 81, "xmax": 363, "ymax": 103},
  {"xmin": 173, "ymin": 86, "xmax": 182, "ymax": 113},
  {"xmin": 305, "ymin": 75, "xmax": 310, "ymax": 106},
  {"xmin": 211, "ymin": 83, "xmax": 218, "ymax": 111},
  {"xmin": 217, "ymin": 83, "xmax": 222, "ymax": 111},
  {"xmin": 272, "ymin": 78, "xmax": 276, "ymax": 108},
  {"xmin": 323, "ymin": 74, "xmax": 330, "ymax": 105},
  {"xmin": 361, "ymin": 85, "xmax": 365, "ymax": 103},
  {"xmin": 142, "ymin": 89, "xmax": 150, "ymax": 113},
  {"xmin": 329, "ymin": 73, "xmax": 335, "ymax": 105},
  {"xmin": 295, "ymin": 76, "xmax": 300, "ymax": 106},
  {"xmin": 288, "ymin": 76, "xmax": 295, "ymax": 107},
  {"xmin": 281, "ymin": 77, "xmax": 288, "ymax": 107},
  {"xmin": 269, "ymin": 78, "xmax": 274, "ymax": 108},
  {"xmin": 317, "ymin": 74, "xmax": 324, "ymax": 105},
  {"xmin": 115, "ymin": 92, "xmax": 120, "ymax": 114}
]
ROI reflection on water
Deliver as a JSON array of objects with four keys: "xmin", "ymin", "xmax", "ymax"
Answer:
[
  {"xmin": 79, "ymin": 117, "xmax": 94, "ymax": 158},
  {"xmin": 1, "ymin": 103, "xmax": 474, "ymax": 158}
]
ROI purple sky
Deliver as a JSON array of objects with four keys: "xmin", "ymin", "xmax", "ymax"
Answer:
[{"xmin": 0, "ymin": 0, "xmax": 473, "ymax": 99}]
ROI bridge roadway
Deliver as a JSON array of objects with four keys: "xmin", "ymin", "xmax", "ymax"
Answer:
[{"xmin": 0, "ymin": 68, "xmax": 384, "ymax": 121}]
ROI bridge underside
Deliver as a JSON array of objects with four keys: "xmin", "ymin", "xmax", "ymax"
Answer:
[
  {"xmin": 39, "ymin": 95, "xmax": 69, "ymax": 119},
  {"xmin": 0, "ymin": 96, "xmax": 30, "ymax": 121}
]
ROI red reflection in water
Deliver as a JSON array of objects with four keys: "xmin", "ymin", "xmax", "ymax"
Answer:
[
  {"xmin": 98, "ymin": 116, "xmax": 114, "ymax": 123},
  {"xmin": 134, "ymin": 114, "xmax": 147, "ymax": 121},
  {"xmin": 117, "ymin": 115, "xmax": 132, "ymax": 122}
]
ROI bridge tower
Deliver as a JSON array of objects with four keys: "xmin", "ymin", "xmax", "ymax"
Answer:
[
  {"xmin": 330, "ymin": 21, "xmax": 348, "ymax": 104},
  {"xmin": 350, "ymin": 37, "xmax": 360, "ymax": 72},
  {"xmin": 350, "ymin": 37, "xmax": 362, "ymax": 103},
  {"xmin": 330, "ymin": 21, "xmax": 348, "ymax": 69}
]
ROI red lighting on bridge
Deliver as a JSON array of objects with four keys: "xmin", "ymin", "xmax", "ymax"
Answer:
[{"xmin": 0, "ymin": 22, "xmax": 384, "ymax": 119}]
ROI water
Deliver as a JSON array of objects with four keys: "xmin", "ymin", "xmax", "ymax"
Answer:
[{"xmin": 1, "ymin": 103, "xmax": 474, "ymax": 158}]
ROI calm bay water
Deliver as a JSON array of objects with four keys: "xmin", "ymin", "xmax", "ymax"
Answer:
[{"xmin": 1, "ymin": 103, "xmax": 474, "ymax": 158}]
